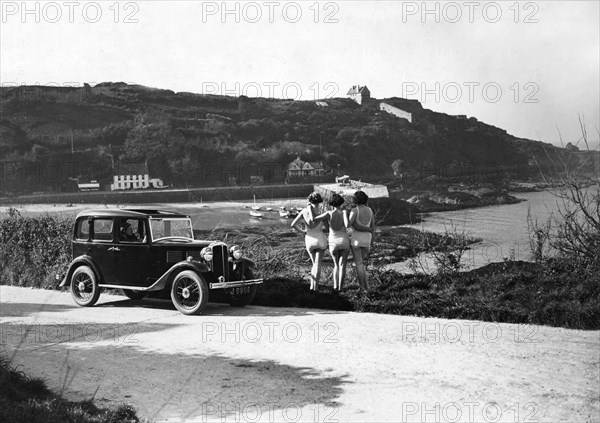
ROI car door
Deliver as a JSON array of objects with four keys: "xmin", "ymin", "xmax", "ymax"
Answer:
[
  {"xmin": 88, "ymin": 217, "xmax": 119, "ymax": 284},
  {"xmin": 115, "ymin": 218, "xmax": 151, "ymax": 287}
]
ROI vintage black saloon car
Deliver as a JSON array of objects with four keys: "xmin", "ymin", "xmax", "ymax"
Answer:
[{"xmin": 60, "ymin": 209, "xmax": 262, "ymax": 315}]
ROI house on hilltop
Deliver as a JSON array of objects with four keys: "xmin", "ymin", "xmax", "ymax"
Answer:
[
  {"xmin": 347, "ymin": 85, "xmax": 370, "ymax": 105},
  {"xmin": 110, "ymin": 162, "xmax": 164, "ymax": 191}
]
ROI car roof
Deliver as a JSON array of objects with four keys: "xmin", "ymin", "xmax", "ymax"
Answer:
[{"xmin": 75, "ymin": 209, "xmax": 190, "ymax": 219}]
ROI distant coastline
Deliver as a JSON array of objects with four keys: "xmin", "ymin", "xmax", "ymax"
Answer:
[{"xmin": 0, "ymin": 183, "xmax": 315, "ymax": 206}]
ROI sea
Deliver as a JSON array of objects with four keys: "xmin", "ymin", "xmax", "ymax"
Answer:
[{"xmin": 1, "ymin": 188, "xmax": 593, "ymax": 273}]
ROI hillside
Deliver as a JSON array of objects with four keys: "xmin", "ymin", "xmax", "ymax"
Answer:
[{"xmin": 0, "ymin": 82, "xmax": 569, "ymax": 195}]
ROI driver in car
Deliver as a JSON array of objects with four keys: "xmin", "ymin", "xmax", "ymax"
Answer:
[{"xmin": 120, "ymin": 222, "xmax": 139, "ymax": 241}]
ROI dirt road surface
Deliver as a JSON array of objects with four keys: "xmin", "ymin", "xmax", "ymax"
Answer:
[{"xmin": 1, "ymin": 285, "xmax": 598, "ymax": 422}]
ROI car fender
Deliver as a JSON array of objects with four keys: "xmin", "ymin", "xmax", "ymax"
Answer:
[
  {"xmin": 150, "ymin": 260, "xmax": 209, "ymax": 291},
  {"xmin": 59, "ymin": 256, "xmax": 103, "ymax": 288},
  {"xmin": 229, "ymin": 257, "xmax": 257, "ymax": 280}
]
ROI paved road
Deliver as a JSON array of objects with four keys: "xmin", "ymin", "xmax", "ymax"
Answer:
[{"xmin": 1, "ymin": 286, "xmax": 598, "ymax": 422}]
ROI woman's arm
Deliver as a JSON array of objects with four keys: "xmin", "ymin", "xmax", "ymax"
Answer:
[
  {"xmin": 313, "ymin": 210, "xmax": 330, "ymax": 223},
  {"xmin": 303, "ymin": 205, "xmax": 317, "ymax": 225},
  {"xmin": 290, "ymin": 212, "xmax": 306, "ymax": 233},
  {"xmin": 347, "ymin": 208, "xmax": 356, "ymax": 228}
]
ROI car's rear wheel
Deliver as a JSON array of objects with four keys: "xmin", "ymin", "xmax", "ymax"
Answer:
[
  {"xmin": 122, "ymin": 289, "xmax": 146, "ymax": 300},
  {"xmin": 228, "ymin": 269, "xmax": 257, "ymax": 307},
  {"xmin": 170, "ymin": 270, "xmax": 208, "ymax": 315},
  {"xmin": 70, "ymin": 265, "xmax": 100, "ymax": 307}
]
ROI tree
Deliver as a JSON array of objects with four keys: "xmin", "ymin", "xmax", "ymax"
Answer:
[{"xmin": 529, "ymin": 119, "xmax": 599, "ymax": 271}]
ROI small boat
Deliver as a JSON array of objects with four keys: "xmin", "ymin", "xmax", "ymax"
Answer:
[
  {"xmin": 249, "ymin": 210, "xmax": 264, "ymax": 218},
  {"xmin": 252, "ymin": 195, "xmax": 261, "ymax": 211},
  {"xmin": 279, "ymin": 206, "xmax": 290, "ymax": 218},
  {"xmin": 266, "ymin": 207, "xmax": 273, "ymax": 212}
]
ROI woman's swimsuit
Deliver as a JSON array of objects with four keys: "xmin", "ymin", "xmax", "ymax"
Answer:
[
  {"xmin": 328, "ymin": 210, "xmax": 350, "ymax": 253},
  {"xmin": 304, "ymin": 208, "xmax": 327, "ymax": 251},
  {"xmin": 350, "ymin": 206, "xmax": 373, "ymax": 248}
]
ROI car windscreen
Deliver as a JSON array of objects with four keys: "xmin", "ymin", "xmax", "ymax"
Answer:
[{"xmin": 149, "ymin": 218, "xmax": 194, "ymax": 241}]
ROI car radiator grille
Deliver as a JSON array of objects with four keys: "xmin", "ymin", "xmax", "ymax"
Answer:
[{"xmin": 211, "ymin": 244, "xmax": 229, "ymax": 281}]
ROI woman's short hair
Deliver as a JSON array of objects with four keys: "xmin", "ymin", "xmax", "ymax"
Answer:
[
  {"xmin": 307, "ymin": 192, "xmax": 323, "ymax": 204},
  {"xmin": 328, "ymin": 193, "xmax": 345, "ymax": 208},
  {"xmin": 352, "ymin": 190, "xmax": 369, "ymax": 205}
]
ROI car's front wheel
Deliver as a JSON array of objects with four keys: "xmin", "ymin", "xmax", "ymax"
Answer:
[
  {"xmin": 228, "ymin": 269, "xmax": 258, "ymax": 307},
  {"xmin": 122, "ymin": 289, "xmax": 147, "ymax": 300},
  {"xmin": 70, "ymin": 265, "xmax": 100, "ymax": 307},
  {"xmin": 170, "ymin": 270, "xmax": 208, "ymax": 315}
]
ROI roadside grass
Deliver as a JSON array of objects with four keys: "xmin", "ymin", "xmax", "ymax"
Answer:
[
  {"xmin": 1, "ymin": 214, "xmax": 599, "ymax": 329},
  {"xmin": 0, "ymin": 350, "xmax": 139, "ymax": 423}
]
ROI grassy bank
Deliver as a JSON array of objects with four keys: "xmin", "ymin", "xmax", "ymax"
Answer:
[
  {"xmin": 247, "ymin": 261, "xmax": 600, "ymax": 329},
  {"xmin": 1, "ymin": 213, "xmax": 599, "ymax": 329},
  {"xmin": 0, "ymin": 350, "xmax": 139, "ymax": 423}
]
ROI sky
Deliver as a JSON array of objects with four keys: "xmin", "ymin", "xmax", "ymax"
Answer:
[{"xmin": 1, "ymin": 0, "xmax": 599, "ymax": 148}]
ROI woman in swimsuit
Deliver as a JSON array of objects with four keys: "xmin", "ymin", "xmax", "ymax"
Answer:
[
  {"xmin": 312, "ymin": 194, "xmax": 350, "ymax": 291},
  {"xmin": 348, "ymin": 190, "xmax": 374, "ymax": 292},
  {"xmin": 291, "ymin": 192, "xmax": 328, "ymax": 291}
]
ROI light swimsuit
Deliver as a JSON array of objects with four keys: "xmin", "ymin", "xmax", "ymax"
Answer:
[
  {"xmin": 328, "ymin": 210, "xmax": 350, "ymax": 253},
  {"xmin": 350, "ymin": 206, "xmax": 373, "ymax": 248},
  {"xmin": 303, "ymin": 208, "xmax": 327, "ymax": 251}
]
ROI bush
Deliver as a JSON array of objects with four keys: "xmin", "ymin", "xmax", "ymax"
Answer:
[{"xmin": 0, "ymin": 209, "xmax": 72, "ymax": 288}]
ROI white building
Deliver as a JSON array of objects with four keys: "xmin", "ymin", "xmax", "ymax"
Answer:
[
  {"xmin": 380, "ymin": 102, "xmax": 412, "ymax": 123},
  {"xmin": 110, "ymin": 162, "xmax": 164, "ymax": 191},
  {"xmin": 347, "ymin": 85, "xmax": 371, "ymax": 105},
  {"xmin": 77, "ymin": 179, "xmax": 100, "ymax": 191},
  {"xmin": 286, "ymin": 157, "xmax": 326, "ymax": 179}
]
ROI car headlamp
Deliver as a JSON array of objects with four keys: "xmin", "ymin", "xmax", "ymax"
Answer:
[
  {"xmin": 230, "ymin": 245, "xmax": 243, "ymax": 259},
  {"xmin": 200, "ymin": 247, "xmax": 213, "ymax": 262}
]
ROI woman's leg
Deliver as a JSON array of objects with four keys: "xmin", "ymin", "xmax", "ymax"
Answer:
[
  {"xmin": 351, "ymin": 245, "xmax": 366, "ymax": 290},
  {"xmin": 312, "ymin": 249, "xmax": 325, "ymax": 291},
  {"xmin": 307, "ymin": 249, "xmax": 317, "ymax": 290},
  {"xmin": 339, "ymin": 249, "xmax": 350, "ymax": 291},
  {"xmin": 331, "ymin": 250, "xmax": 340, "ymax": 290},
  {"xmin": 360, "ymin": 247, "xmax": 370, "ymax": 289}
]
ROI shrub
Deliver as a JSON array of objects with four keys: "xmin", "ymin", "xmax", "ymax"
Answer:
[{"xmin": 0, "ymin": 210, "xmax": 72, "ymax": 288}]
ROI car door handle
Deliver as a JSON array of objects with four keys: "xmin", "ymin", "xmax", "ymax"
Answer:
[{"xmin": 108, "ymin": 247, "xmax": 121, "ymax": 252}]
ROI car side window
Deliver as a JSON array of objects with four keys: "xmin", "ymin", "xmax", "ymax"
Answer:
[
  {"xmin": 119, "ymin": 218, "xmax": 144, "ymax": 242},
  {"xmin": 76, "ymin": 218, "xmax": 90, "ymax": 240},
  {"xmin": 92, "ymin": 219, "xmax": 114, "ymax": 241}
]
